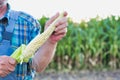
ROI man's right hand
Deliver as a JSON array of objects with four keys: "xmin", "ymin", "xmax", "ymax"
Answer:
[{"xmin": 0, "ymin": 55, "xmax": 16, "ymax": 77}]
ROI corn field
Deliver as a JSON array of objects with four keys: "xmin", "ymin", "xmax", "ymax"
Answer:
[{"xmin": 38, "ymin": 15, "xmax": 120, "ymax": 71}]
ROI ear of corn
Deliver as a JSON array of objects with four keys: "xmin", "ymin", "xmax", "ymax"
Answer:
[
  {"xmin": 10, "ymin": 12, "xmax": 64, "ymax": 64},
  {"xmin": 10, "ymin": 44, "xmax": 26, "ymax": 63}
]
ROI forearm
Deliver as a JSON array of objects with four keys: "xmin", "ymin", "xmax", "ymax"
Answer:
[
  {"xmin": 31, "ymin": 11, "xmax": 67, "ymax": 73},
  {"xmin": 32, "ymin": 41, "xmax": 57, "ymax": 73}
]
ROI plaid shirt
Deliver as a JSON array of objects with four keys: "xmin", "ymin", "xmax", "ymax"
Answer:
[{"xmin": 0, "ymin": 4, "xmax": 41, "ymax": 80}]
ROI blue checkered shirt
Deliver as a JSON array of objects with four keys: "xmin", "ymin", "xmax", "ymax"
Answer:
[{"xmin": 0, "ymin": 4, "xmax": 41, "ymax": 80}]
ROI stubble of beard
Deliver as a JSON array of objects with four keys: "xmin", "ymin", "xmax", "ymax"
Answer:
[{"xmin": 0, "ymin": 0, "xmax": 7, "ymax": 8}]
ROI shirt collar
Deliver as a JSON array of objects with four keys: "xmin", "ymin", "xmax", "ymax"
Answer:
[
  {"xmin": 4, "ymin": 3, "xmax": 11, "ymax": 21},
  {"xmin": 0, "ymin": 3, "xmax": 11, "ymax": 25}
]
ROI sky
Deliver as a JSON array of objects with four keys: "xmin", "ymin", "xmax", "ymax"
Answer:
[{"xmin": 9, "ymin": 0, "xmax": 120, "ymax": 22}]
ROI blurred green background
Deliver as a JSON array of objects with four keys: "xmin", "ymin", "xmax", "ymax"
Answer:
[{"xmin": 38, "ymin": 15, "xmax": 120, "ymax": 72}]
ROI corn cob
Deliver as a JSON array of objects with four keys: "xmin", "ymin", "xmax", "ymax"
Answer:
[
  {"xmin": 11, "ymin": 12, "xmax": 64, "ymax": 63},
  {"xmin": 11, "ymin": 44, "xmax": 26, "ymax": 63}
]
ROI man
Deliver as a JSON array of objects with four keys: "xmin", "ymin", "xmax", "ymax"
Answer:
[{"xmin": 0, "ymin": 0, "xmax": 68, "ymax": 80}]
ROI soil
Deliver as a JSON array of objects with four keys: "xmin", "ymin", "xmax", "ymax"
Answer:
[{"xmin": 34, "ymin": 70, "xmax": 120, "ymax": 80}]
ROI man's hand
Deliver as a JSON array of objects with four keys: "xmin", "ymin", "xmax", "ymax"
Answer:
[
  {"xmin": 0, "ymin": 55, "xmax": 16, "ymax": 77},
  {"xmin": 45, "ymin": 11, "xmax": 68, "ymax": 44}
]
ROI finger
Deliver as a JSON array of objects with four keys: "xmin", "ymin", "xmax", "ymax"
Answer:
[
  {"xmin": 55, "ymin": 22, "xmax": 68, "ymax": 32},
  {"xmin": 1, "ymin": 63, "xmax": 11, "ymax": 72},
  {"xmin": 63, "ymin": 11, "xmax": 68, "ymax": 17},
  {"xmin": 45, "ymin": 12, "xmax": 59, "ymax": 27},
  {"xmin": 0, "ymin": 66, "xmax": 10, "ymax": 77},
  {"xmin": 2, "ymin": 64, "xmax": 14, "ymax": 75},
  {"xmin": 51, "ymin": 33, "xmax": 66, "ymax": 41},
  {"xmin": 0, "ymin": 71, "xmax": 9, "ymax": 77},
  {"xmin": 8, "ymin": 58, "xmax": 16, "ymax": 65},
  {"xmin": 54, "ymin": 28, "xmax": 67, "ymax": 36},
  {"xmin": 0, "ymin": 74, "xmax": 7, "ymax": 77},
  {"xmin": 55, "ymin": 17, "xmax": 67, "ymax": 27},
  {"xmin": 0, "ymin": 66, "xmax": 13, "ymax": 76},
  {"xmin": 8, "ymin": 58, "xmax": 16, "ymax": 72},
  {"xmin": 7, "ymin": 65, "xmax": 15, "ymax": 72},
  {"xmin": 0, "ymin": 63, "xmax": 9, "ymax": 71}
]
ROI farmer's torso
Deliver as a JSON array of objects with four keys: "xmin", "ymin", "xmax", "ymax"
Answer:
[{"xmin": 0, "ymin": 4, "xmax": 40, "ymax": 80}]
